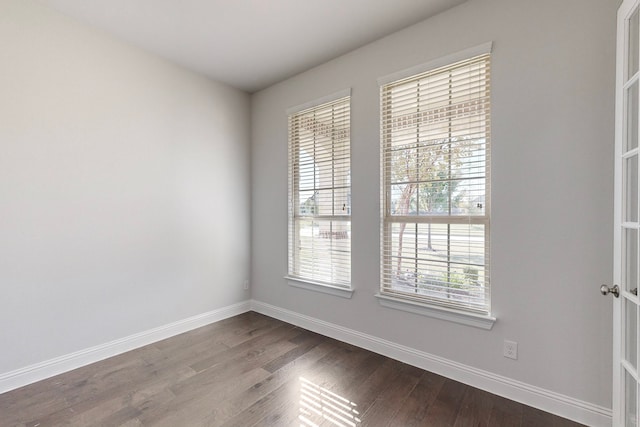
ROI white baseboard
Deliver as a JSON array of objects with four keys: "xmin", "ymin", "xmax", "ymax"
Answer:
[
  {"xmin": 0, "ymin": 300, "xmax": 252, "ymax": 394},
  {"xmin": 250, "ymin": 300, "xmax": 612, "ymax": 427}
]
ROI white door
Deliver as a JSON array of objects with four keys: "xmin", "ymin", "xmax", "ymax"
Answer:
[{"xmin": 610, "ymin": 1, "xmax": 640, "ymax": 425}]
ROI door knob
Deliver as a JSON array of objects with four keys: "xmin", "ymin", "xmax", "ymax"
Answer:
[{"xmin": 600, "ymin": 284, "xmax": 620, "ymax": 298}]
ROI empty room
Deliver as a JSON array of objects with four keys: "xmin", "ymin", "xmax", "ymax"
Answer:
[{"xmin": 0, "ymin": 0, "xmax": 633, "ymax": 425}]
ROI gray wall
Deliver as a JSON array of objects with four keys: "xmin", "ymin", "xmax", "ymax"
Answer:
[
  {"xmin": 251, "ymin": 0, "xmax": 617, "ymax": 408},
  {"xmin": 0, "ymin": 0, "xmax": 251, "ymax": 373}
]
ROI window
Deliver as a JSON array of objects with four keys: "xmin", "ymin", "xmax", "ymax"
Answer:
[
  {"xmin": 380, "ymin": 48, "xmax": 491, "ymax": 316},
  {"xmin": 287, "ymin": 92, "xmax": 351, "ymax": 291}
]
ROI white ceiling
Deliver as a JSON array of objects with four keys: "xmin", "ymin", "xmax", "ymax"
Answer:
[{"xmin": 38, "ymin": 0, "xmax": 467, "ymax": 93}]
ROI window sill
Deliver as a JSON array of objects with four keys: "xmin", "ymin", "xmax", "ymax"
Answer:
[
  {"xmin": 375, "ymin": 293, "xmax": 496, "ymax": 330},
  {"xmin": 285, "ymin": 276, "xmax": 354, "ymax": 299}
]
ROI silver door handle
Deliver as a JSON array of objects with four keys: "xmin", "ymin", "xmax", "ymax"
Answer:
[{"xmin": 600, "ymin": 284, "xmax": 620, "ymax": 298}]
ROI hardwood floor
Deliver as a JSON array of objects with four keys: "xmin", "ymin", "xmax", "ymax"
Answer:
[{"xmin": 0, "ymin": 312, "xmax": 584, "ymax": 426}]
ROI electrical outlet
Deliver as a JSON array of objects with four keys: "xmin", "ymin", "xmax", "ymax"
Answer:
[
  {"xmin": 503, "ymin": 340, "xmax": 518, "ymax": 360},
  {"xmin": 243, "ymin": 280, "xmax": 249, "ymax": 290}
]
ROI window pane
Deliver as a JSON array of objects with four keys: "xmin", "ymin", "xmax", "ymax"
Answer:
[
  {"xmin": 627, "ymin": 155, "xmax": 638, "ymax": 222},
  {"xmin": 298, "ymin": 190, "xmax": 316, "ymax": 215},
  {"xmin": 627, "ymin": 81, "xmax": 639, "ymax": 152},
  {"xmin": 388, "ymin": 152, "xmax": 487, "ymax": 216},
  {"xmin": 388, "ymin": 146, "xmax": 418, "ymax": 183},
  {"xmin": 298, "ymin": 153, "xmax": 317, "ymax": 191},
  {"xmin": 626, "ymin": 298, "xmax": 638, "ymax": 371},
  {"xmin": 390, "ymin": 184, "xmax": 417, "ymax": 215},
  {"xmin": 296, "ymin": 219, "xmax": 350, "ymax": 285},
  {"xmin": 452, "ymin": 138, "xmax": 487, "ymax": 179},
  {"xmin": 315, "ymin": 188, "xmax": 333, "ymax": 215},
  {"xmin": 625, "ymin": 368, "xmax": 638, "ymax": 427},
  {"xmin": 630, "ymin": 8, "xmax": 639, "ymax": 80},
  {"xmin": 625, "ymin": 228, "xmax": 639, "ymax": 295},
  {"xmin": 384, "ymin": 222, "xmax": 487, "ymax": 311},
  {"xmin": 334, "ymin": 186, "xmax": 350, "ymax": 215},
  {"xmin": 334, "ymin": 157, "xmax": 351, "ymax": 185}
]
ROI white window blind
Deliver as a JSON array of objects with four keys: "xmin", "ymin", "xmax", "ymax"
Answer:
[
  {"xmin": 288, "ymin": 95, "xmax": 351, "ymax": 288},
  {"xmin": 380, "ymin": 52, "xmax": 491, "ymax": 314}
]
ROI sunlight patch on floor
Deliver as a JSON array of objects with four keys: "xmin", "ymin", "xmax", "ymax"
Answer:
[{"xmin": 298, "ymin": 377, "xmax": 361, "ymax": 427}]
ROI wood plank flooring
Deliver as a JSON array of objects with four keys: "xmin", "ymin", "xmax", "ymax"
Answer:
[{"xmin": 0, "ymin": 312, "xmax": 584, "ymax": 426}]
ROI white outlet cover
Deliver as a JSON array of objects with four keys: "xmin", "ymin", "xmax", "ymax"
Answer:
[{"xmin": 503, "ymin": 340, "xmax": 518, "ymax": 360}]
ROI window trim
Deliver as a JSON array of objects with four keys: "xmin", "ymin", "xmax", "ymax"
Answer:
[
  {"xmin": 285, "ymin": 276, "xmax": 354, "ymax": 299},
  {"xmin": 378, "ymin": 44, "xmax": 493, "ymax": 319},
  {"xmin": 375, "ymin": 293, "xmax": 496, "ymax": 329},
  {"xmin": 287, "ymin": 89, "xmax": 352, "ymax": 292},
  {"xmin": 285, "ymin": 89, "xmax": 352, "ymax": 116},
  {"xmin": 377, "ymin": 42, "xmax": 493, "ymax": 86}
]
